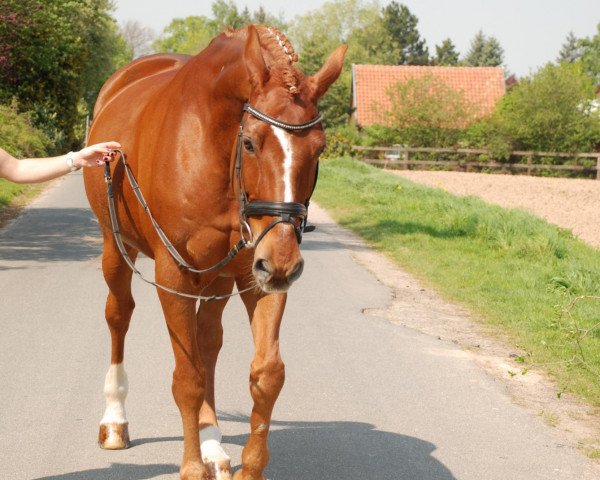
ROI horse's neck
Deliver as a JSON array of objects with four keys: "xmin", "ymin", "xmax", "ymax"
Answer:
[
  {"xmin": 149, "ymin": 35, "xmax": 248, "ymax": 199},
  {"xmin": 181, "ymin": 33, "xmax": 249, "ymax": 117}
]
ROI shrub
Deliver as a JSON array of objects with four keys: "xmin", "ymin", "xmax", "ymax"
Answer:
[
  {"xmin": 375, "ymin": 73, "xmax": 477, "ymax": 148},
  {"xmin": 0, "ymin": 102, "xmax": 50, "ymax": 158},
  {"xmin": 494, "ymin": 62, "xmax": 600, "ymax": 153},
  {"xmin": 322, "ymin": 124, "xmax": 362, "ymax": 159}
]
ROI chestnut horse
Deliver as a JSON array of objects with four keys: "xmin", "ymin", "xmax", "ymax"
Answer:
[{"xmin": 84, "ymin": 25, "xmax": 346, "ymax": 480}]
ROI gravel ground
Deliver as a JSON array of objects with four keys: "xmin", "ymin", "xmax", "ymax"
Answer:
[{"xmin": 391, "ymin": 170, "xmax": 600, "ymax": 249}]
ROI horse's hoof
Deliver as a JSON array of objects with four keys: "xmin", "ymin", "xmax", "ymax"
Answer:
[
  {"xmin": 180, "ymin": 461, "xmax": 206, "ymax": 480},
  {"xmin": 98, "ymin": 422, "xmax": 130, "ymax": 449},
  {"xmin": 232, "ymin": 470, "xmax": 264, "ymax": 480},
  {"xmin": 205, "ymin": 460, "xmax": 232, "ymax": 480}
]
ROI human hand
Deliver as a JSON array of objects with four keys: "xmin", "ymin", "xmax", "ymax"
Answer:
[{"xmin": 73, "ymin": 141, "xmax": 122, "ymax": 168}]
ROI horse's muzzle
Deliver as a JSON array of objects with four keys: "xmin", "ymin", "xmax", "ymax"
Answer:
[{"xmin": 252, "ymin": 256, "xmax": 304, "ymax": 293}]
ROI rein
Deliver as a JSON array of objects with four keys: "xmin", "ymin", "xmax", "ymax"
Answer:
[{"xmin": 103, "ymin": 103, "xmax": 322, "ymax": 301}]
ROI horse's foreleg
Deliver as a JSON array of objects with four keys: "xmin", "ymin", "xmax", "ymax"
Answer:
[
  {"xmin": 234, "ymin": 284, "xmax": 286, "ymax": 480},
  {"xmin": 98, "ymin": 236, "xmax": 137, "ymax": 450},
  {"xmin": 157, "ymin": 262, "xmax": 208, "ymax": 480},
  {"xmin": 197, "ymin": 277, "xmax": 235, "ymax": 480}
]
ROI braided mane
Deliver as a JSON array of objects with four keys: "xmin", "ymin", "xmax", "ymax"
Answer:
[{"xmin": 248, "ymin": 25, "xmax": 304, "ymax": 95}]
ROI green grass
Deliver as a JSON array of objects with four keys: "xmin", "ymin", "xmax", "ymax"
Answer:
[
  {"xmin": 314, "ymin": 157, "xmax": 600, "ymax": 405},
  {"xmin": 0, "ymin": 179, "xmax": 29, "ymax": 207},
  {"xmin": 0, "ymin": 179, "xmax": 45, "ymax": 228}
]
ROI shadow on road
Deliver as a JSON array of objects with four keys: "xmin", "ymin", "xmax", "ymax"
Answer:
[
  {"xmin": 0, "ymin": 207, "xmax": 101, "ymax": 264},
  {"xmin": 32, "ymin": 462, "xmax": 179, "ymax": 480},
  {"xmin": 31, "ymin": 414, "xmax": 455, "ymax": 480},
  {"xmin": 221, "ymin": 412, "xmax": 457, "ymax": 480}
]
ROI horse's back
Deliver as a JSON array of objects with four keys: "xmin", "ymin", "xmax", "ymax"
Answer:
[{"xmin": 93, "ymin": 53, "xmax": 191, "ymax": 118}]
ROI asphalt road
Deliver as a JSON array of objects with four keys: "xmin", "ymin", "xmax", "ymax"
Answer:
[{"xmin": 1, "ymin": 172, "xmax": 598, "ymax": 480}]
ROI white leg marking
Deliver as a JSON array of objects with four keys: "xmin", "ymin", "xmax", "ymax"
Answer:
[
  {"xmin": 271, "ymin": 125, "xmax": 294, "ymax": 202},
  {"xmin": 200, "ymin": 424, "xmax": 230, "ymax": 462},
  {"xmin": 100, "ymin": 363, "xmax": 128, "ymax": 425}
]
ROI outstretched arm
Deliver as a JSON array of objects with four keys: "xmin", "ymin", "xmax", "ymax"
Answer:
[{"xmin": 0, "ymin": 141, "xmax": 121, "ymax": 184}]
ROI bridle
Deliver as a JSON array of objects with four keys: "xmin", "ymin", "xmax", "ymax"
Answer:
[
  {"xmin": 237, "ymin": 103, "xmax": 322, "ymax": 247},
  {"xmin": 103, "ymin": 102, "xmax": 322, "ymax": 301}
]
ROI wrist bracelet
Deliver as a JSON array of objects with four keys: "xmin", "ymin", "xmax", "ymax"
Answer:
[{"xmin": 65, "ymin": 152, "xmax": 81, "ymax": 172}]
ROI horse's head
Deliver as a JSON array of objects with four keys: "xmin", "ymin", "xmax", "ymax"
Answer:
[{"xmin": 237, "ymin": 25, "xmax": 347, "ymax": 294}]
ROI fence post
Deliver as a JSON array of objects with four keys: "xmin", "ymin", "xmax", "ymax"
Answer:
[
  {"xmin": 526, "ymin": 155, "xmax": 532, "ymax": 176},
  {"xmin": 596, "ymin": 155, "xmax": 600, "ymax": 181},
  {"xmin": 403, "ymin": 147, "xmax": 409, "ymax": 170}
]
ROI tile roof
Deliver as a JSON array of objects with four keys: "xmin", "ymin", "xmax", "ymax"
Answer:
[{"xmin": 352, "ymin": 64, "xmax": 506, "ymax": 127}]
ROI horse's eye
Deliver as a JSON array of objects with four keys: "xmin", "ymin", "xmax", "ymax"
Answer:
[{"xmin": 243, "ymin": 137, "xmax": 255, "ymax": 154}]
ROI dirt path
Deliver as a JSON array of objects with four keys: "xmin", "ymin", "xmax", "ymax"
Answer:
[{"xmin": 390, "ymin": 170, "xmax": 600, "ymax": 249}]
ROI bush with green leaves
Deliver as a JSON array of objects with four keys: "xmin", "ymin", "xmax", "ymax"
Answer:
[
  {"xmin": 0, "ymin": 103, "xmax": 50, "ymax": 158},
  {"xmin": 493, "ymin": 62, "xmax": 600, "ymax": 153},
  {"xmin": 374, "ymin": 73, "xmax": 476, "ymax": 147},
  {"xmin": 322, "ymin": 124, "xmax": 362, "ymax": 159},
  {"xmin": 0, "ymin": 0, "xmax": 128, "ymax": 151}
]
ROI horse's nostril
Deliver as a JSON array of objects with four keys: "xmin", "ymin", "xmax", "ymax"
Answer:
[
  {"xmin": 288, "ymin": 260, "xmax": 304, "ymax": 283},
  {"xmin": 254, "ymin": 259, "xmax": 271, "ymax": 275}
]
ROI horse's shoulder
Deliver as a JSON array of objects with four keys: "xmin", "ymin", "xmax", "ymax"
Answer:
[{"xmin": 94, "ymin": 53, "xmax": 192, "ymax": 117}]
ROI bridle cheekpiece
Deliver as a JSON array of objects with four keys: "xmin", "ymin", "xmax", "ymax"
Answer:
[
  {"xmin": 236, "ymin": 103, "xmax": 322, "ymax": 247},
  {"xmin": 103, "ymin": 102, "xmax": 322, "ymax": 301}
]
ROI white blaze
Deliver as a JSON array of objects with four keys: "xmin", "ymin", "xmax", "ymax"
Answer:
[
  {"xmin": 200, "ymin": 424, "xmax": 230, "ymax": 462},
  {"xmin": 100, "ymin": 363, "xmax": 128, "ymax": 425},
  {"xmin": 271, "ymin": 125, "xmax": 294, "ymax": 202}
]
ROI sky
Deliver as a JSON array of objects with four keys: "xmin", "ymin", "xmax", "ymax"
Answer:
[{"xmin": 113, "ymin": 0, "xmax": 600, "ymax": 77}]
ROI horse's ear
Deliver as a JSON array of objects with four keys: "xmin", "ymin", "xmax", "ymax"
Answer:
[
  {"xmin": 309, "ymin": 44, "xmax": 348, "ymax": 101},
  {"xmin": 245, "ymin": 25, "xmax": 268, "ymax": 91}
]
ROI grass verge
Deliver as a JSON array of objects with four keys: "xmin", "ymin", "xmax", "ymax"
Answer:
[
  {"xmin": 314, "ymin": 157, "xmax": 600, "ymax": 406},
  {"xmin": 0, "ymin": 179, "xmax": 45, "ymax": 228}
]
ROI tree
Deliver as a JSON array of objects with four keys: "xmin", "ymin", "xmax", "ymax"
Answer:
[
  {"xmin": 291, "ymin": 0, "xmax": 399, "ymax": 126},
  {"xmin": 433, "ymin": 39, "xmax": 459, "ymax": 66},
  {"xmin": 579, "ymin": 23, "xmax": 600, "ymax": 84},
  {"xmin": 121, "ymin": 20, "xmax": 156, "ymax": 60},
  {"xmin": 377, "ymin": 74, "xmax": 476, "ymax": 147},
  {"xmin": 0, "ymin": 0, "xmax": 128, "ymax": 149},
  {"xmin": 381, "ymin": 1, "xmax": 429, "ymax": 65},
  {"xmin": 494, "ymin": 62, "xmax": 600, "ymax": 153},
  {"xmin": 557, "ymin": 31, "xmax": 583, "ymax": 64},
  {"xmin": 463, "ymin": 30, "xmax": 504, "ymax": 67},
  {"xmin": 153, "ymin": 16, "xmax": 214, "ymax": 55},
  {"xmin": 210, "ymin": 0, "xmax": 247, "ymax": 32}
]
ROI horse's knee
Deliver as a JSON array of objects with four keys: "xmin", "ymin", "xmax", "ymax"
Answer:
[
  {"xmin": 249, "ymin": 357, "xmax": 285, "ymax": 402},
  {"xmin": 105, "ymin": 293, "xmax": 135, "ymax": 333}
]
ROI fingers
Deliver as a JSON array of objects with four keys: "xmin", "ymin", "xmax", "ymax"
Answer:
[
  {"xmin": 96, "ymin": 141, "xmax": 122, "ymax": 150},
  {"xmin": 78, "ymin": 141, "xmax": 122, "ymax": 168}
]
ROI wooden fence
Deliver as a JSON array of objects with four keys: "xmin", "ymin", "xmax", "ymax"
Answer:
[{"xmin": 351, "ymin": 145, "xmax": 600, "ymax": 180}]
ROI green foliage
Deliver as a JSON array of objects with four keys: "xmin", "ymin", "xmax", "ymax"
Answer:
[
  {"xmin": 579, "ymin": 22, "xmax": 600, "ymax": 83},
  {"xmin": 461, "ymin": 116, "xmax": 513, "ymax": 159},
  {"xmin": 0, "ymin": 0, "xmax": 128, "ymax": 150},
  {"xmin": 211, "ymin": 0, "xmax": 250, "ymax": 31},
  {"xmin": 153, "ymin": 16, "xmax": 215, "ymax": 54},
  {"xmin": 292, "ymin": 0, "xmax": 396, "ymax": 127},
  {"xmin": 315, "ymin": 158, "xmax": 600, "ymax": 405},
  {"xmin": 378, "ymin": 74, "xmax": 476, "ymax": 147},
  {"xmin": 0, "ymin": 103, "xmax": 50, "ymax": 207},
  {"xmin": 463, "ymin": 30, "xmax": 504, "ymax": 67},
  {"xmin": 557, "ymin": 31, "xmax": 583, "ymax": 64},
  {"xmin": 153, "ymin": 1, "xmax": 287, "ymax": 56},
  {"xmin": 494, "ymin": 62, "xmax": 600, "ymax": 152},
  {"xmin": 0, "ymin": 103, "xmax": 50, "ymax": 158},
  {"xmin": 433, "ymin": 38, "xmax": 459, "ymax": 66},
  {"xmin": 381, "ymin": 1, "xmax": 429, "ymax": 65},
  {"xmin": 322, "ymin": 124, "xmax": 362, "ymax": 159}
]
